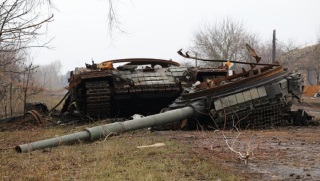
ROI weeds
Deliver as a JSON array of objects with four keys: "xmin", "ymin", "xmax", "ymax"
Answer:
[{"xmin": 0, "ymin": 127, "xmax": 237, "ymax": 180}]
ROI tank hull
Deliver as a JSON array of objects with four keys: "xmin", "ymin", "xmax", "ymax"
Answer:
[
  {"xmin": 62, "ymin": 58, "xmax": 228, "ymax": 120},
  {"xmin": 164, "ymin": 66, "xmax": 304, "ymax": 129}
]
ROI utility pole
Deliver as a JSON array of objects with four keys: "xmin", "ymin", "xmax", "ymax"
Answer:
[
  {"xmin": 195, "ymin": 52, "xmax": 198, "ymax": 67},
  {"xmin": 272, "ymin": 30, "xmax": 276, "ymax": 64},
  {"xmin": 317, "ymin": 44, "xmax": 320, "ymax": 84}
]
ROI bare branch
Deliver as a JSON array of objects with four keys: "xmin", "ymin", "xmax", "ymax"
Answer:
[
  {"xmin": 209, "ymin": 98, "xmax": 259, "ymax": 165},
  {"xmin": 191, "ymin": 17, "xmax": 261, "ymax": 70},
  {"xmin": 107, "ymin": 0, "xmax": 126, "ymax": 36}
]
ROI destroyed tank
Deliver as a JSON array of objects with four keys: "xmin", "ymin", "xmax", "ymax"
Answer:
[
  {"xmin": 16, "ymin": 44, "xmax": 309, "ymax": 153},
  {"xmin": 61, "ymin": 58, "xmax": 228, "ymax": 120},
  {"xmin": 160, "ymin": 45, "xmax": 305, "ymax": 129}
]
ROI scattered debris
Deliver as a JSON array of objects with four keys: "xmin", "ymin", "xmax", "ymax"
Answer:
[
  {"xmin": 303, "ymin": 85, "xmax": 320, "ymax": 97},
  {"xmin": 0, "ymin": 103, "xmax": 49, "ymax": 131},
  {"xmin": 137, "ymin": 143, "xmax": 165, "ymax": 149}
]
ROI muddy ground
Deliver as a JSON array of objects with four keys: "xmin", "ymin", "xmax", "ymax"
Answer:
[
  {"xmin": 159, "ymin": 97, "xmax": 320, "ymax": 180},
  {"xmin": 1, "ymin": 97, "xmax": 320, "ymax": 180},
  {"xmin": 160, "ymin": 126, "xmax": 319, "ymax": 180}
]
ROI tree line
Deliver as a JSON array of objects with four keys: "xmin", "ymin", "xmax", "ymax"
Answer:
[
  {"xmin": 0, "ymin": 0, "xmax": 54, "ymax": 117},
  {"xmin": 190, "ymin": 17, "xmax": 320, "ymax": 72}
]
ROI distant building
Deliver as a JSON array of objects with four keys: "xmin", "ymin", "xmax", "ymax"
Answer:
[{"xmin": 279, "ymin": 44, "xmax": 320, "ymax": 85}]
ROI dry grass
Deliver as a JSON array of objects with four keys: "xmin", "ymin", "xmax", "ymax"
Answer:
[
  {"xmin": 29, "ymin": 93, "xmax": 66, "ymax": 111},
  {"xmin": 0, "ymin": 92, "xmax": 65, "ymax": 119},
  {"xmin": 0, "ymin": 125, "xmax": 237, "ymax": 181}
]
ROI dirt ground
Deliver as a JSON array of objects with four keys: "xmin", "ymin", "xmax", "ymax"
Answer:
[
  {"xmin": 1, "ymin": 96, "xmax": 320, "ymax": 180},
  {"xmin": 159, "ymin": 126, "xmax": 320, "ymax": 180},
  {"xmin": 158, "ymin": 97, "xmax": 320, "ymax": 181}
]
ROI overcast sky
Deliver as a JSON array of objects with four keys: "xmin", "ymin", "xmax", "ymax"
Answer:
[{"xmin": 32, "ymin": 0, "xmax": 320, "ymax": 74}]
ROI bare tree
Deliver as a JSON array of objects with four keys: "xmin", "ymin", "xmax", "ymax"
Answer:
[
  {"xmin": 21, "ymin": 62, "xmax": 41, "ymax": 113},
  {"xmin": 34, "ymin": 60, "xmax": 66, "ymax": 90},
  {"xmin": 0, "ymin": 50, "xmax": 22, "ymax": 116},
  {"xmin": 0, "ymin": 0, "xmax": 53, "ymax": 53},
  {"xmin": 0, "ymin": 0, "xmax": 54, "ymax": 72},
  {"xmin": 257, "ymin": 39, "xmax": 290, "ymax": 66},
  {"xmin": 191, "ymin": 17, "xmax": 260, "ymax": 70},
  {"xmin": 0, "ymin": 0, "xmax": 53, "ymax": 116},
  {"xmin": 317, "ymin": 26, "xmax": 320, "ymax": 44},
  {"xmin": 107, "ymin": 0, "xmax": 125, "ymax": 36},
  {"xmin": 277, "ymin": 40, "xmax": 299, "ymax": 70}
]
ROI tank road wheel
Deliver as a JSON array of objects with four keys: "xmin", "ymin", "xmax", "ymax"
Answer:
[
  {"xmin": 67, "ymin": 102, "xmax": 77, "ymax": 112},
  {"xmin": 20, "ymin": 110, "xmax": 43, "ymax": 128},
  {"xmin": 85, "ymin": 80, "xmax": 112, "ymax": 119}
]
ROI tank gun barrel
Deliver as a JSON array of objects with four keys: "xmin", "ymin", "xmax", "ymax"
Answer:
[{"xmin": 16, "ymin": 106, "xmax": 198, "ymax": 153}]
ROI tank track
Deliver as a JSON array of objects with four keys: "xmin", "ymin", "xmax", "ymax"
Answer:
[
  {"xmin": 214, "ymin": 102, "xmax": 290, "ymax": 129},
  {"xmin": 85, "ymin": 80, "xmax": 112, "ymax": 118}
]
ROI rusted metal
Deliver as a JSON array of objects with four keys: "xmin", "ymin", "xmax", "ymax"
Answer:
[
  {"xmin": 16, "ymin": 69, "xmax": 306, "ymax": 152},
  {"xmin": 25, "ymin": 102, "xmax": 49, "ymax": 115},
  {"xmin": 289, "ymin": 109, "xmax": 316, "ymax": 126},
  {"xmin": 177, "ymin": 47, "xmax": 280, "ymax": 67},
  {"xmin": 57, "ymin": 44, "xmax": 306, "ymax": 131},
  {"xmin": 61, "ymin": 58, "xmax": 228, "ymax": 121},
  {"xmin": 25, "ymin": 110, "xmax": 42, "ymax": 125},
  {"xmin": 153, "ymin": 44, "xmax": 305, "ymax": 130},
  {"xmin": 99, "ymin": 58, "xmax": 181, "ymax": 67},
  {"xmin": 182, "ymin": 66, "xmax": 285, "ymax": 99},
  {"xmin": 0, "ymin": 109, "xmax": 44, "ymax": 130}
]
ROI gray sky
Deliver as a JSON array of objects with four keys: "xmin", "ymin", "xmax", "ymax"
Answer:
[{"xmin": 32, "ymin": 0, "xmax": 320, "ymax": 74}]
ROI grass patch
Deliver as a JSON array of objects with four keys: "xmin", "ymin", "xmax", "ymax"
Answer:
[{"xmin": 0, "ymin": 126, "xmax": 237, "ymax": 180}]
